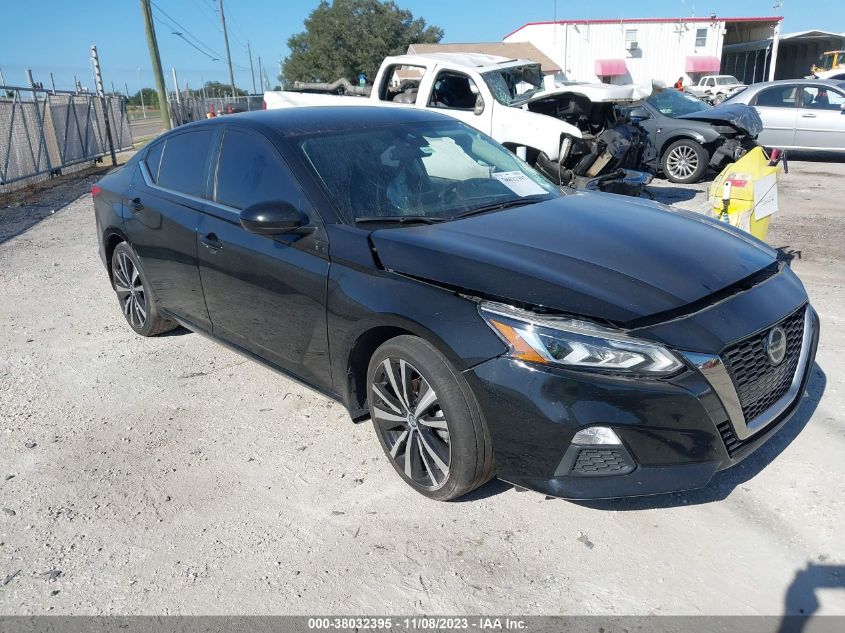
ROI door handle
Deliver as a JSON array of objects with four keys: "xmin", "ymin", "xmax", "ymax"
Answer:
[
  {"xmin": 200, "ymin": 233, "xmax": 223, "ymax": 251},
  {"xmin": 801, "ymin": 113, "xmax": 817, "ymax": 118},
  {"xmin": 129, "ymin": 197, "xmax": 144, "ymax": 213}
]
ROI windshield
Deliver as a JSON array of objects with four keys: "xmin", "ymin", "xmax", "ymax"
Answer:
[
  {"xmin": 294, "ymin": 120, "xmax": 559, "ymax": 224},
  {"xmin": 817, "ymin": 53, "xmax": 836, "ymax": 71},
  {"xmin": 716, "ymin": 76, "xmax": 739, "ymax": 85},
  {"xmin": 481, "ymin": 64, "xmax": 544, "ymax": 105},
  {"xmin": 647, "ymin": 89, "xmax": 710, "ymax": 117}
]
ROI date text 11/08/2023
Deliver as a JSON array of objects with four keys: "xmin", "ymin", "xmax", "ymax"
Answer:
[{"xmin": 307, "ymin": 617, "xmax": 528, "ymax": 630}]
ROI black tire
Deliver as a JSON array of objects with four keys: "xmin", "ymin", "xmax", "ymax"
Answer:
[
  {"xmin": 111, "ymin": 242, "xmax": 177, "ymax": 337},
  {"xmin": 661, "ymin": 138, "xmax": 709, "ymax": 184},
  {"xmin": 367, "ymin": 335, "xmax": 494, "ymax": 501}
]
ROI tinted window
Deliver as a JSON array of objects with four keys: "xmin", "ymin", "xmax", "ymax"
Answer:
[
  {"xmin": 754, "ymin": 86, "xmax": 798, "ymax": 108},
  {"xmin": 215, "ymin": 129, "xmax": 297, "ymax": 210},
  {"xmin": 157, "ymin": 130, "xmax": 213, "ymax": 197},
  {"xmin": 144, "ymin": 141, "xmax": 164, "ymax": 183}
]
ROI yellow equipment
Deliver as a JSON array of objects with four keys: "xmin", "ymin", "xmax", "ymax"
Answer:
[{"xmin": 707, "ymin": 146, "xmax": 785, "ymax": 242}]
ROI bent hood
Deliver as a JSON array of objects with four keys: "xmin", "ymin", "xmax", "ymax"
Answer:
[
  {"xmin": 370, "ymin": 193, "xmax": 778, "ymax": 324},
  {"xmin": 530, "ymin": 76, "xmax": 654, "ymax": 104},
  {"xmin": 677, "ymin": 103, "xmax": 763, "ymax": 137}
]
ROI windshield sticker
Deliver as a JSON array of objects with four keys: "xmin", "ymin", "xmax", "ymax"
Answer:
[{"xmin": 492, "ymin": 171, "xmax": 548, "ymax": 197}]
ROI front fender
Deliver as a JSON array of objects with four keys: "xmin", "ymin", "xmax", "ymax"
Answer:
[{"xmin": 490, "ymin": 102, "xmax": 582, "ymax": 160}]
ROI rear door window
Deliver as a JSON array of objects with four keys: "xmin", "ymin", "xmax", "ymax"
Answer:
[
  {"xmin": 157, "ymin": 130, "xmax": 214, "ymax": 197},
  {"xmin": 753, "ymin": 86, "xmax": 798, "ymax": 108},
  {"xmin": 214, "ymin": 128, "xmax": 298, "ymax": 210}
]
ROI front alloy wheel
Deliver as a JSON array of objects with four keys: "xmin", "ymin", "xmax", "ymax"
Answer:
[
  {"xmin": 661, "ymin": 139, "xmax": 708, "ymax": 184},
  {"xmin": 371, "ymin": 357, "xmax": 451, "ymax": 489},
  {"xmin": 367, "ymin": 335, "xmax": 494, "ymax": 501}
]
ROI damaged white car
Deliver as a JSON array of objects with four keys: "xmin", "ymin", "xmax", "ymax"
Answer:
[{"xmin": 263, "ymin": 53, "xmax": 654, "ymax": 195}]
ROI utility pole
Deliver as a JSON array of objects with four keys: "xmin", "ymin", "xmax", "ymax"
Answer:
[
  {"xmin": 90, "ymin": 47, "xmax": 117, "ymax": 166},
  {"xmin": 218, "ymin": 0, "xmax": 237, "ymax": 97},
  {"xmin": 247, "ymin": 41, "xmax": 257, "ymax": 94},
  {"xmin": 171, "ymin": 68, "xmax": 182, "ymax": 105},
  {"xmin": 139, "ymin": 0, "xmax": 171, "ymax": 129},
  {"xmin": 50, "ymin": 72, "xmax": 57, "ymax": 94},
  {"xmin": 258, "ymin": 56, "xmax": 264, "ymax": 91}
]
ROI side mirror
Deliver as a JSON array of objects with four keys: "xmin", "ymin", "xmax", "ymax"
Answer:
[
  {"xmin": 627, "ymin": 106, "xmax": 650, "ymax": 122},
  {"xmin": 240, "ymin": 201, "xmax": 302, "ymax": 235},
  {"xmin": 473, "ymin": 94, "xmax": 485, "ymax": 116}
]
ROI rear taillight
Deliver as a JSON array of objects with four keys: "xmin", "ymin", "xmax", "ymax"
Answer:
[
  {"xmin": 262, "ymin": 99, "xmax": 267, "ymax": 110},
  {"xmin": 91, "ymin": 185, "xmax": 103, "ymax": 198}
]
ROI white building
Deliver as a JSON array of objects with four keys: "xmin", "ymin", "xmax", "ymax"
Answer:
[{"xmin": 503, "ymin": 16, "xmax": 782, "ymax": 85}]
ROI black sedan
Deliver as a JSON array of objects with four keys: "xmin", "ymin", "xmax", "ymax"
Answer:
[
  {"xmin": 628, "ymin": 89, "xmax": 762, "ymax": 183},
  {"xmin": 93, "ymin": 106, "xmax": 818, "ymax": 501}
]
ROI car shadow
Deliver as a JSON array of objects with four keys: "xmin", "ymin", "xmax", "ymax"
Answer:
[
  {"xmin": 777, "ymin": 563, "xmax": 845, "ymax": 632},
  {"xmin": 0, "ymin": 168, "xmax": 110, "ymax": 246},
  {"xmin": 786, "ymin": 151, "xmax": 845, "ymax": 164},
  {"xmin": 569, "ymin": 362, "xmax": 826, "ymax": 511},
  {"xmin": 646, "ymin": 186, "xmax": 701, "ymax": 205},
  {"xmin": 157, "ymin": 325, "xmax": 193, "ymax": 337}
]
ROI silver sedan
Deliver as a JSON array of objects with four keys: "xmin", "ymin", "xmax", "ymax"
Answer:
[{"xmin": 725, "ymin": 79, "xmax": 845, "ymax": 151}]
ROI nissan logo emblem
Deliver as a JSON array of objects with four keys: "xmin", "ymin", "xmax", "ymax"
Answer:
[{"xmin": 765, "ymin": 326, "xmax": 787, "ymax": 366}]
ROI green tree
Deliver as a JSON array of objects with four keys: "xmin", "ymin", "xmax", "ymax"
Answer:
[
  {"xmin": 128, "ymin": 87, "xmax": 158, "ymax": 108},
  {"xmin": 281, "ymin": 0, "xmax": 443, "ymax": 85}
]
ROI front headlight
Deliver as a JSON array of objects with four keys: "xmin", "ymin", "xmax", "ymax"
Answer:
[{"xmin": 479, "ymin": 301, "xmax": 683, "ymax": 376}]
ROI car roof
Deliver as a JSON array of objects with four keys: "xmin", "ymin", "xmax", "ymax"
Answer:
[
  {"xmin": 165, "ymin": 106, "xmax": 458, "ymax": 138},
  {"xmin": 386, "ymin": 52, "xmax": 536, "ymax": 72},
  {"xmin": 742, "ymin": 78, "xmax": 845, "ymax": 90}
]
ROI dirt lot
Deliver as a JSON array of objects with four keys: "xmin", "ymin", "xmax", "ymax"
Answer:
[{"xmin": 0, "ymin": 159, "xmax": 843, "ymax": 616}]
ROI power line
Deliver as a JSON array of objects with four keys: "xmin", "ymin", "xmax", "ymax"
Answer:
[{"xmin": 151, "ymin": 1, "xmax": 224, "ymax": 60}]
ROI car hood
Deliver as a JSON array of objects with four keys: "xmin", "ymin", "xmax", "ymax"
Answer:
[
  {"xmin": 676, "ymin": 103, "xmax": 763, "ymax": 136},
  {"xmin": 370, "ymin": 193, "xmax": 778, "ymax": 324},
  {"xmin": 524, "ymin": 77, "xmax": 654, "ymax": 105}
]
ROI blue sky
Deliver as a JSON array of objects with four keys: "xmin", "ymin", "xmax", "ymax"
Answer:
[{"xmin": 0, "ymin": 0, "xmax": 837, "ymax": 94}]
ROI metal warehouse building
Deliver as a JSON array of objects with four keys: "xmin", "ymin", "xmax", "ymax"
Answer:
[{"xmin": 502, "ymin": 16, "xmax": 784, "ymax": 85}]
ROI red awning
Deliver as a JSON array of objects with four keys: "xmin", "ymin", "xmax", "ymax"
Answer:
[
  {"xmin": 594, "ymin": 59, "xmax": 627, "ymax": 77},
  {"xmin": 686, "ymin": 56, "xmax": 721, "ymax": 73}
]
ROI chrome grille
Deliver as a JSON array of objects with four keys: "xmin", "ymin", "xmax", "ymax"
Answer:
[{"xmin": 722, "ymin": 307, "xmax": 806, "ymax": 424}]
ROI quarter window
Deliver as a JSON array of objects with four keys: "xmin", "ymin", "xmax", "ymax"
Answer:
[
  {"xmin": 157, "ymin": 130, "xmax": 214, "ymax": 197},
  {"xmin": 695, "ymin": 28, "xmax": 708, "ymax": 47},
  {"xmin": 144, "ymin": 141, "xmax": 164, "ymax": 183},
  {"xmin": 215, "ymin": 129, "xmax": 297, "ymax": 210}
]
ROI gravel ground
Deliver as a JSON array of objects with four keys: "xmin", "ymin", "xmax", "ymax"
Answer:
[{"xmin": 0, "ymin": 159, "xmax": 843, "ymax": 616}]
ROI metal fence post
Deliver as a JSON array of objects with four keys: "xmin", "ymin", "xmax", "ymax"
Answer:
[
  {"xmin": 91, "ymin": 45, "xmax": 117, "ymax": 166},
  {"xmin": 26, "ymin": 69, "xmax": 53, "ymax": 175}
]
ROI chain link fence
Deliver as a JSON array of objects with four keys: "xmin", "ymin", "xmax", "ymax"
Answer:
[
  {"xmin": 0, "ymin": 85, "xmax": 133, "ymax": 194},
  {"xmin": 168, "ymin": 95, "xmax": 264, "ymax": 126}
]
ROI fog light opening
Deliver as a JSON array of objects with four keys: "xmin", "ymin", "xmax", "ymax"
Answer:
[{"xmin": 572, "ymin": 426, "xmax": 621, "ymax": 446}]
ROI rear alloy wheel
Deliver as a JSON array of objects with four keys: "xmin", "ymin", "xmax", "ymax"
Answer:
[
  {"xmin": 367, "ymin": 336, "xmax": 494, "ymax": 501},
  {"xmin": 111, "ymin": 242, "xmax": 176, "ymax": 337},
  {"xmin": 661, "ymin": 139, "xmax": 708, "ymax": 184}
]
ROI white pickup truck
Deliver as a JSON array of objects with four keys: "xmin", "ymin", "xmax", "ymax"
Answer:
[
  {"xmin": 264, "ymin": 53, "xmax": 654, "ymax": 193},
  {"xmin": 685, "ymin": 75, "xmax": 746, "ymax": 104}
]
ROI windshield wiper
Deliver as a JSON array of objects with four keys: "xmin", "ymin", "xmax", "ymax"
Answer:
[
  {"xmin": 453, "ymin": 196, "xmax": 547, "ymax": 220},
  {"xmin": 354, "ymin": 215, "xmax": 445, "ymax": 225}
]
